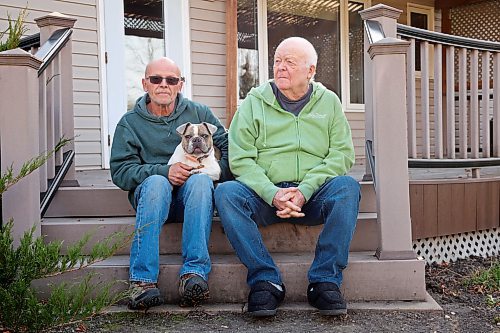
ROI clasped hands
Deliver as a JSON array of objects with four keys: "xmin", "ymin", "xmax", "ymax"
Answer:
[{"xmin": 272, "ymin": 187, "xmax": 306, "ymax": 219}]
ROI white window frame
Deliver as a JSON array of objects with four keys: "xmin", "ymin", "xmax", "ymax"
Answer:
[
  {"xmin": 250, "ymin": 0, "xmax": 369, "ymax": 112},
  {"xmin": 99, "ymin": 0, "xmax": 191, "ymax": 168},
  {"xmin": 407, "ymin": 3, "xmax": 435, "ymax": 78}
]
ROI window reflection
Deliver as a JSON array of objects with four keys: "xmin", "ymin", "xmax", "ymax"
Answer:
[
  {"xmin": 267, "ymin": 0, "xmax": 341, "ymax": 95},
  {"xmin": 123, "ymin": 0, "xmax": 165, "ymax": 109}
]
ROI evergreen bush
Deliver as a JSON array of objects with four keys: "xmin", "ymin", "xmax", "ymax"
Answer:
[{"xmin": 0, "ymin": 139, "xmax": 131, "ymax": 332}]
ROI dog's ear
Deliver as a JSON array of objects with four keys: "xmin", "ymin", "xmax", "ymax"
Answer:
[
  {"xmin": 176, "ymin": 122, "xmax": 191, "ymax": 135},
  {"xmin": 202, "ymin": 122, "xmax": 218, "ymax": 135}
]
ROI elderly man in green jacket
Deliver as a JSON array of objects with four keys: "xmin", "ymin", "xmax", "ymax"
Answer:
[{"xmin": 215, "ymin": 37, "xmax": 360, "ymax": 317}]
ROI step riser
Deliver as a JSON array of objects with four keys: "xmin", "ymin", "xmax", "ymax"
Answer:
[
  {"xmin": 45, "ymin": 183, "xmax": 376, "ymax": 217},
  {"xmin": 33, "ymin": 253, "xmax": 426, "ymax": 303},
  {"xmin": 42, "ymin": 218, "xmax": 379, "ymax": 255}
]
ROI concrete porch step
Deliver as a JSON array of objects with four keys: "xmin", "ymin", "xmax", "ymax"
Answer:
[
  {"xmin": 35, "ymin": 252, "xmax": 426, "ymax": 303},
  {"xmin": 44, "ymin": 181, "xmax": 376, "ymax": 217},
  {"xmin": 41, "ymin": 213, "xmax": 378, "ymax": 255}
]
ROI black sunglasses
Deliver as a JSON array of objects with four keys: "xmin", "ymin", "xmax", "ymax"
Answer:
[{"xmin": 147, "ymin": 76, "xmax": 184, "ymax": 85}]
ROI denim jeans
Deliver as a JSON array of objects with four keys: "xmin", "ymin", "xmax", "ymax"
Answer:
[
  {"xmin": 129, "ymin": 174, "xmax": 214, "ymax": 283},
  {"xmin": 214, "ymin": 176, "xmax": 360, "ymax": 288}
]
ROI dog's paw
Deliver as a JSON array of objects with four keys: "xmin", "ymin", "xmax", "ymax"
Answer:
[{"xmin": 190, "ymin": 169, "xmax": 201, "ymax": 175}]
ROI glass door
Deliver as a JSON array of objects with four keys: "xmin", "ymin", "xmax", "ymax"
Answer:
[{"xmin": 123, "ymin": 0, "xmax": 165, "ymax": 109}]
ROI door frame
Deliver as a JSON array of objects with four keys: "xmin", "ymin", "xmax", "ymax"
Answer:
[{"xmin": 99, "ymin": 0, "xmax": 192, "ymax": 168}]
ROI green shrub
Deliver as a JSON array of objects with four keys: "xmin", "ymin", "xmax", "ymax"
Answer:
[
  {"xmin": 0, "ymin": 139, "xmax": 131, "ymax": 332},
  {"xmin": 0, "ymin": 7, "xmax": 28, "ymax": 52}
]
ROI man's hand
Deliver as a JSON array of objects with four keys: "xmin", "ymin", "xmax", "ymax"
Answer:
[
  {"xmin": 168, "ymin": 162, "xmax": 193, "ymax": 186},
  {"xmin": 273, "ymin": 187, "xmax": 306, "ymax": 219}
]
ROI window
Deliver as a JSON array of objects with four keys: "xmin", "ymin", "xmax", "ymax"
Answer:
[
  {"xmin": 237, "ymin": 0, "xmax": 367, "ymax": 108},
  {"xmin": 123, "ymin": 0, "xmax": 165, "ymax": 109},
  {"xmin": 407, "ymin": 4, "xmax": 434, "ymax": 72}
]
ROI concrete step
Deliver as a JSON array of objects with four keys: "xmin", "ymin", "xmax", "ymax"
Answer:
[
  {"xmin": 41, "ymin": 213, "xmax": 378, "ymax": 255},
  {"xmin": 35, "ymin": 252, "xmax": 426, "ymax": 303},
  {"xmin": 44, "ymin": 181, "xmax": 376, "ymax": 217}
]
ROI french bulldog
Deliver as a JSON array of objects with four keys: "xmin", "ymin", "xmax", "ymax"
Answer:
[{"xmin": 168, "ymin": 122, "xmax": 221, "ymax": 181}]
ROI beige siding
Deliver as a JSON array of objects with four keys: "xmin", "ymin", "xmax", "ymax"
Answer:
[
  {"xmin": 0, "ymin": 0, "xmax": 102, "ymax": 170},
  {"xmin": 346, "ymin": 112, "xmax": 366, "ymax": 165},
  {"xmin": 190, "ymin": 0, "xmax": 228, "ymax": 126}
]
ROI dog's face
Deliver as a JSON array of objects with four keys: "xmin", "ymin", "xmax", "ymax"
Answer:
[{"xmin": 176, "ymin": 122, "xmax": 218, "ymax": 156}]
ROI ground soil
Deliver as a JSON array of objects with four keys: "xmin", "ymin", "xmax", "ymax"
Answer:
[{"xmin": 19, "ymin": 256, "xmax": 500, "ymax": 332}]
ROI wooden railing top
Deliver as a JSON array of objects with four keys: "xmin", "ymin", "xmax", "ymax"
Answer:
[
  {"xmin": 397, "ymin": 24, "xmax": 500, "ymax": 52},
  {"xmin": 34, "ymin": 28, "xmax": 72, "ymax": 76}
]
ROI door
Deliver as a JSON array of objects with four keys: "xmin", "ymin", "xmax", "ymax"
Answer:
[{"xmin": 102, "ymin": 0, "xmax": 191, "ymax": 167}]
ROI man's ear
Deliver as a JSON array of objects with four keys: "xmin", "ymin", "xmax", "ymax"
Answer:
[
  {"xmin": 203, "ymin": 122, "xmax": 218, "ymax": 135},
  {"xmin": 308, "ymin": 65, "xmax": 316, "ymax": 80},
  {"xmin": 176, "ymin": 122, "xmax": 191, "ymax": 135}
]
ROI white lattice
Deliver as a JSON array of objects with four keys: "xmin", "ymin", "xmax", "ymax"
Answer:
[{"xmin": 413, "ymin": 228, "xmax": 499, "ymax": 265}]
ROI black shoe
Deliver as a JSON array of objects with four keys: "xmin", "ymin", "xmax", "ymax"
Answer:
[
  {"xmin": 179, "ymin": 274, "xmax": 210, "ymax": 307},
  {"xmin": 247, "ymin": 281, "xmax": 286, "ymax": 317},
  {"xmin": 307, "ymin": 282, "xmax": 347, "ymax": 316},
  {"xmin": 128, "ymin": 282, "xmax": 163, "ymax": 310}
]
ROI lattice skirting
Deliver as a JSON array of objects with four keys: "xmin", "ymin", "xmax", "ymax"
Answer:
[{"xmin": 413, "ymin": 228, "xmax": 499, "ymax": 265}]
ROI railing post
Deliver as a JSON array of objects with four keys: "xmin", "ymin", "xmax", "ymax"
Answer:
[
  {"xmin": 360, "ymin": 5, "xmax": 401, "ymax": 180},
  {"xmin": 35, "ymin": 12, "xmax": 78, "ymax": 186},
  {"xmin": 0, "ymin": 49, "xmax": 43, "ymax": 245},
  {"xmin": 361, "ymin": 5, "xmax": 416, "ymax": 260}
]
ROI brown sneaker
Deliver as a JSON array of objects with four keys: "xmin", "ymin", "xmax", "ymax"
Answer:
[
  {"xmin": 178, "ymin": 274, "xmax": 210, "ymax": 307},
  {"xmin": 128, "ymin": 281, "xmax": 163, "ymax": 310}
]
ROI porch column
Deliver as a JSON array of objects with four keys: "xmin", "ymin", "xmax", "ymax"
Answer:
[
  {"xmin": 361, "ymin": 4, "xmax": 415, "ymax": 260},
  {"xmin": 360, "ymin": 4, "xmax": 402, "ymax": 181},
  {"xmin": 35, "ymin": 12, "xmax": 78, "ymax": 186},
  {"xmin": 0, "ymin": 50, "xmax": 43, "ymax": 245}
]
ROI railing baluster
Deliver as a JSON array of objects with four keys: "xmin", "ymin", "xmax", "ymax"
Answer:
[
  {"xmin": 39, "ymin": 71, "xmax": 48, "ymax": 193},
  {"xmin": 421, "ymin": 41, "xmax": 430, "ymax": 158},
  {"xmin": 459, "ymin": 48, "xmax": 468, "ymax": 158},
  {"xmin": 434, "ymin": 43, "xmax": 443, "ymax": 158},
  {"xmin": 471, "ymin": 50, "xmax": 480, "ymax": 177},
  {"xmin": 446, "ymin": 46, "xmax": 456, "ymax": 158},
  {"xmin": 46, "ymin": 61, "xmax": 55, "ymax": 180},
  {"xmin": 407, "ymin": 38, "xmax": 417, "ymax": 158},
  {"xmin": 54, "ymin": 54, "xmax": 63, "ymax": 165},
  {"xmin": 494, "ymin": 52, "xmax": 500, "ymax": 156},
  {"xmin": 482, "ymin": 51, "xmax": 491, "ymax": 157},
  {"xmin": 471, "ymin": 50, "xmax": 479, "ymax": 158}
]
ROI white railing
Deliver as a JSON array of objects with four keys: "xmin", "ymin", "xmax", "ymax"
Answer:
[
  {"xmin": 0, "ymin": 12, "xmax": 76, "ymax": 244},
  {"xmin": 397, "ymin": 25, "xmax": 500, "ymax": 176}
]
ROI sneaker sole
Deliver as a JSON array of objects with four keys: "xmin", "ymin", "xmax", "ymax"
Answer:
[
  {"xmin": 179, "ymin": 283, "xmax": 210, "ymax": 307},
  {"xmin": 128, "ymin": 294, "xmax": 164, "ymax": 310},
  {"xmin": 318, "ymin": 308, "xmax": 347, "ymax": 316},
  {"xmin": 248, "ymin": 309, "xmax": 277, "ymax": 317}
]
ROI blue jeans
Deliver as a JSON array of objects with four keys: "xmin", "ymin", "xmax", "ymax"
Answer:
[
  {"xmin": 129, "ymin": 174, "xmax": 214, "ymax": 283},
  {"xmin": 214, "ymin": 176, "xmax": 360, "ymax": 288}
]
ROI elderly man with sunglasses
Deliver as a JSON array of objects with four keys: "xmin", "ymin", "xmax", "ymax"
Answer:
[{"xmin": 110, "ymin": 57, "xmax": 231, "ymax": 310}]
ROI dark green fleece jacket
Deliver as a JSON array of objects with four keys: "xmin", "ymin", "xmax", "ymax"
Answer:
[{"xmin": 110, "ymin": 93, "xmax": 231, "ymax": 204}]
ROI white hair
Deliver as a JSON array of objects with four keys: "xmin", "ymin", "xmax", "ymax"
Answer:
[{"xmin": 278, "ymin": 37, "xmax": 318, "ymax": 67}]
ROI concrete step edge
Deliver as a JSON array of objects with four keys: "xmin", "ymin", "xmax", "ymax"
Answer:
[
  {"xmin": 42, "ymin": 212, "xmax": 377, "ymax": 225},
  {"xmin": 104, "ymin": 292, "xmax": 441, "ymax": 314}
]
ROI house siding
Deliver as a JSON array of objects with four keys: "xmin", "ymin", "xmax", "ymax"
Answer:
[
  {"xmin": 190, "ymin": 0, "xmax": 228, "ymax": 127},
  {"xmin": 0, "ymin": 0, "xmax": 102, "ymax": 170}
]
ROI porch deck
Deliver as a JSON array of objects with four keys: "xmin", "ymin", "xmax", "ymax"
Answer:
[{"xmin": 72, "ymin": 164, "xmax": 500, "ymax": 187}]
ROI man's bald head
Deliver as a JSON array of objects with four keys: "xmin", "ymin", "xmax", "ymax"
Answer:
[
  {"xmin": 276, "ymin": 37, "xmax": 318, "ymax": 68},
  {"xmin": 145, "ymin": 57, "xmax": 181, "ymax": 77}
]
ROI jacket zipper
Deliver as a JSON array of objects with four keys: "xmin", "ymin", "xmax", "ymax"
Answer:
[{"xmin": 295, "ymin": 116, "xmax": 301, "ymax": 181}]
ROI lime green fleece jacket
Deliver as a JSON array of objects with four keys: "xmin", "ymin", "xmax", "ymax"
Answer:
[{"xmin": 229, "ymin": 81, "xmax": 355, "ymax": 205}]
